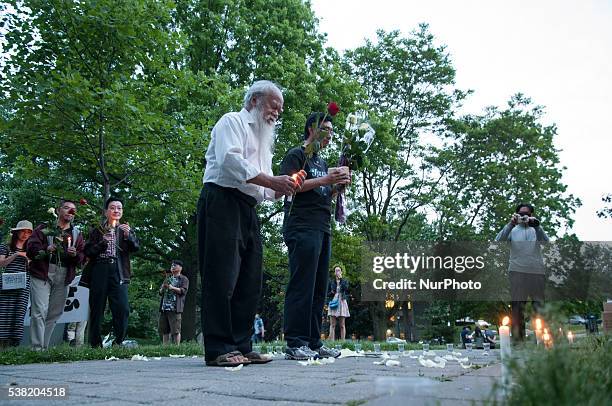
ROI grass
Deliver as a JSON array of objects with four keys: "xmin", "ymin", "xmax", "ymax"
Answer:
[
  {"xmin": 0, "ymin": 342, "xmax": 202, "ymax": 365},
  {"xmin": 1, "ymin": 339, "xmax": 444, "ymax": 366},
  {"xmin": 490, "ymin": 334, "xmax": 612, "ymax": 405}
]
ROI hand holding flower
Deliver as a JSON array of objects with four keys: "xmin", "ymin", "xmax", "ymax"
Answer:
[
  {"xmin": 118, "ymin": 223, "xmax": 131, "ymax": 237},
  {"xmin": 292, "ymin": 170, "xmax": 307, "ymax": 190}
]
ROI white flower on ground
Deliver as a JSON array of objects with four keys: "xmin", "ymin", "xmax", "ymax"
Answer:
[{"xmin": 224, "ymin": 364, "xmax": 243, "ymax": 372}]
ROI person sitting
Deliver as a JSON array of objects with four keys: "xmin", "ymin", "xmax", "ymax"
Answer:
[
  {"xmin": 472, "ymin": 326, "xmax": 485, "ymax": 349},
  {"xmin": 484, "ymin": 328, "xmax": 497, "ymax": 349},
  {"xmin": 460, "ymin": 326, "xmax": 473, "ymax": 348}
]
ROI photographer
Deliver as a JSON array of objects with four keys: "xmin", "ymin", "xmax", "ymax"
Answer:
[
  {"xmin": 159, "ymin": 260, "xmax": 189, "ymax": 345},
  {"xmin": 495, "ymin": 203, "xmax": 549, "ymax": 341}
]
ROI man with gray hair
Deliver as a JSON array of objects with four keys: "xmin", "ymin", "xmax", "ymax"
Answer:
[{"xmin": 198, "ymin": 80, "xmax": 303, "ymax": 367}]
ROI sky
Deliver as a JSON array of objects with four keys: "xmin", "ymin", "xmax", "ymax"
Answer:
[{"xmin": 311, "ymin": 0, "xmax": 612, "ymax": 240}]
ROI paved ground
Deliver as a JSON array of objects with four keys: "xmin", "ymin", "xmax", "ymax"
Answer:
[{"xmin": 0, "ymin": 350, "xmax": 503, "ymax": 405}]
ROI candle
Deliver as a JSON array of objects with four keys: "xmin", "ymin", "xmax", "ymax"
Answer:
[
  {"xmin": 542, "ymin": 328, "xmax": 552, "ymax": 349},
  {"xmin": 499, "ymin": 316, "xmax": 512, "ymax": 391},
  {"xmin": 567, "ymin": 331, "xmax": 574, "ymax": 344},
  {"xmin": 67, "ymin": 236, "xmax": 72, "ymax": 248},
  {"xmin": 534, "ymin": 318, "xmax": 543, "ymax": 345}
]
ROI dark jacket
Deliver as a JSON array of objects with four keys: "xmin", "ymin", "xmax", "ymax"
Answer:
[
  {"xmin": 158, "ymin": 274, "xmax": 189, "ymax": 313},
  {"xmin": 80, "ymin": 225, "xmax": 139, "ymax": 286},
  {"xmin": 26, "ymin": 223, "xmax": 85, "ymax": 285},
  {"xmin": 329, "ymin": 278, "xmax": 349, "ymax": 302}
]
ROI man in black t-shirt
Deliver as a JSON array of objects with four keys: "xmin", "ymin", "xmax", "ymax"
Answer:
[{"xmin": 280, "ymin": 112, "xmax": 350, "ymax": 360}]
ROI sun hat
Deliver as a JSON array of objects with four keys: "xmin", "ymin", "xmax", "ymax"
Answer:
[{"xmin": 10, "ymin": 220, "xmax": 33, "ymax": 232}]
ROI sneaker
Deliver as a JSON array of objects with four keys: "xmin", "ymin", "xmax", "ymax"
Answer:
[
  {"xmin": 315, "ymin": 345, "xmax": 341, "ymax": 358},
  {"xmin": 285, "ymin": 346, "xmax": 320, "ymax": 360}
]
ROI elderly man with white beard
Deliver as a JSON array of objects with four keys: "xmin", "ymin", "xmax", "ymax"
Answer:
[{"xmin": 198, "ymin": 80, "xmax": 302, "ymax": 367}]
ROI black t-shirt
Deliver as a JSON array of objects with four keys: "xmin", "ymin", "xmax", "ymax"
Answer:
[{"xmin": 280, "ymin": 146, "xmax": 332, "ymax": 234}]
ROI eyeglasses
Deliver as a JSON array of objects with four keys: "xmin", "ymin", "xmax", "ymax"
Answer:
[{"xmin": 318, "ymin": 127, "xmax": 334, "ymax": 137}]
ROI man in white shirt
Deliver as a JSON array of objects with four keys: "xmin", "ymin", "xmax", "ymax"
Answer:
[{"xmin": 198, "ymin": 80, "xmax": 301, "ymax": 367}]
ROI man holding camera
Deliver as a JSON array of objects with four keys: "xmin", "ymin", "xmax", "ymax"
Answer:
[
  {"xmin": 159, "ymin": 260, "xmax": 189, "ymax": 345},
  {"xmin": 495, "ymin": 203, "xmax": 549, "ymax": 341}
]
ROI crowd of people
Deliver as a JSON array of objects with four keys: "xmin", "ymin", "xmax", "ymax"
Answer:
[{"xmin": 1, "ymin": 80, "xmax": 545, "ymax": 364}]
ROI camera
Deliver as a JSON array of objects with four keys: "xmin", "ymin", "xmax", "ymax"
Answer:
[
  {"xmin": 517, "ymin": 215, "xmax": 530, "ymax": 224},
  {"xmin": 513, "ymin": 214, "xmax": 540, "ymax": 227}
]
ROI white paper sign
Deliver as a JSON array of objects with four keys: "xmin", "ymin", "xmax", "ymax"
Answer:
[
  {"xmin": 1, "ymin": 272, "xmax": 27, "ymax": 290},
  {"xmin": 24, "ymin": 275, "xmax": 90, "ymax": 326}
]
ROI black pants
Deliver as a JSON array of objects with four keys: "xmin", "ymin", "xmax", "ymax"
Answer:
[
  {"xmin": 197, "ymin": 183, "xmax": 262, "ymax": 361},
  {"xmin": 283, "ymin": 228, "xmax": 331, "ymax": 349},
  {"xmin": 88, "ymin": 262, "xmax": 129, "ymax": 347},
  {"xmin": 510, "ymin": 271, "xmax": 545, "ymax": 341}
]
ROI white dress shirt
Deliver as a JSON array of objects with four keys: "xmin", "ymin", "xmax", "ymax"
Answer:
[{"xmin": 203, "ymin": 108, "xmax": 276, "ymax": 203}]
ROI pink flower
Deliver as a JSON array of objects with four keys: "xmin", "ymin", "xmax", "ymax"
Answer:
[
  {"xmin": 79, "ymin": 198, "xmax": 88, "ymax": 206},
  {"xmin": 327, "ymin": 102, "xmax": 340, "ymax": 117}
]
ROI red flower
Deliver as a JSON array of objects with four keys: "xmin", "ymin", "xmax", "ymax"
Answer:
[
  {"xmin": 79, "ymin": 198, "xmax": 88, "ymax": 206},
  {"xmin": 68, "ymin": 208, "xmax": 76, "ymax": 215},
  {"xmin": 327, "ymin": 102, "xmax": 340, "ymax": 117}
]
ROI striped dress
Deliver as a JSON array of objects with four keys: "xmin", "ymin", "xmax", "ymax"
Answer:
[{"xmin": 0, "ymin": 243, "xmax": 30, "ymax": 343}]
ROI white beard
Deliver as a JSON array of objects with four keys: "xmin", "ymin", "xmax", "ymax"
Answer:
[{"xmin": 254, "ymin": 105, "xmax": 275, "ymax": 171}]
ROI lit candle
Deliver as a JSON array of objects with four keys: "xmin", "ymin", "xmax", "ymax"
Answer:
[
  {"xmin": 67, "ymin": 236, "xmax": 72, "ymax": 248},
  {"xmin": 542, "ymin": 328, "xmax": 552, "ymax": 349},
  {"xmin": 567, "ymin": 331, "xmax": 574, "ymax": 344},
  {"xmin": 534, "ymin": 318, "xmax": 543, "ymax": 345},
  {"xmin": 499, "ymin": 316, "xmax": 512, "ymax": 390}
]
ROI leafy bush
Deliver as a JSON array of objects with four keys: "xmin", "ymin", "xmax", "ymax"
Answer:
[{"xmin": 502, "ymin": 335, "xmax": 611, "ymax": 405}]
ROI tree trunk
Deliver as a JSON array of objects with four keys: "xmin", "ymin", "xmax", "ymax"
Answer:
[
  {"xmin": 177, "ymin": 215, "xmax": 198, "ymax": 341},
  {"xmin": 369, "ymin": 302, "xmax": 388, "ymax": 340}
]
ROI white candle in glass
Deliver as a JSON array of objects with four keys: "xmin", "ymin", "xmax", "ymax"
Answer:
[
  {"xmin": 534, "ymin": 318, "xmax": 543, "ymax": 345},
  {"xmin": 542, "ymin": 328, "xmax": 552, "ymax": 349},
  {"xmin": 499, "ymin": 316, "xmax": 512, "ymax": 392}
]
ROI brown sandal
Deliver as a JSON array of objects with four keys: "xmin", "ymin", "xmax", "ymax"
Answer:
[
  {"xmin": 243, "ymin": 351, "xmax": 273, "ymax": 364},
  {"xmin": 205, "ymin": 351, "xmax": 251, "ymax": 367}
]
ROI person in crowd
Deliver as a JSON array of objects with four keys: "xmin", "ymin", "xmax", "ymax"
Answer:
[
  {"xmin": 280, "ymin": 112, "xmax": 350, "ymax": 360},
  {"xmin": 0, "ymin": 220, "xmax": 33, "ymax": 348},
  {"xmin": 252, "ymin": 314, "xmax": 265, "ymax": 343},
  {"xmin": 495, "ymin": 203, "xmax": 549, "ymax": 341},
  {"xmin": 159, "ymin": 260, "xmax": 189, "ymax": 345},
  {"xmin": 198, "ymin": 80, "xmax": 301, "ymax": 367},
  {"xmin": 328, "ymin": 266, "xmax": 350, "ymax": 341},
  {"xmin": 27, "ymin": 200, "xmax": 85, "ymax": 350},
  {"xmin": 460, "ymin": 325, "xmax": 473, "ymax": 348},
  {"xmin": 82, "ymin": 197, "xmax": 139, "ymax": 347}
]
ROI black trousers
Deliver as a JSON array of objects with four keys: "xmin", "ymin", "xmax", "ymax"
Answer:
[
  {"xmin": 197, "ymin": 183, "xmax": 262, "ymax": 361},
  {"xmin": 88, "ymin": 262, "xmax": 129, "ymax": 347},
  {"xmin": 283, "ymin": 228, "xmax": 331, "ymax": 349},
  {"xmin": 510, "ymin": 271, "xmax": 545, "ymax": 341}
]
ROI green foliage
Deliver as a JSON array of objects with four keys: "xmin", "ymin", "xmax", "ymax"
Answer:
[
  {"xmin": 437, "ymin": 93, "xmax": 580, "ymax": 239},
  {"xmin": 598, "ymin": 193, "xmax": 612, "ymax": 218},
  {"xmin": 502, "ymin": 336, "xmax": 612, "ymax": 405},
  {"xmin": 0, "ymin": 342, "xmax": 202, "ymax": 365}
]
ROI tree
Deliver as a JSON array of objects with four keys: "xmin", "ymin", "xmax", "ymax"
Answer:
[
  {"xmin": 341, "ymin": 26, "xmax": 467, "ymax": 339},
  {"xmin": 436, "ymin": 94, "xmax": 580, "ymax": 240},
  {"xmin": 597, "ymin": 194, "xmax": 612, "ymax": 219}
]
